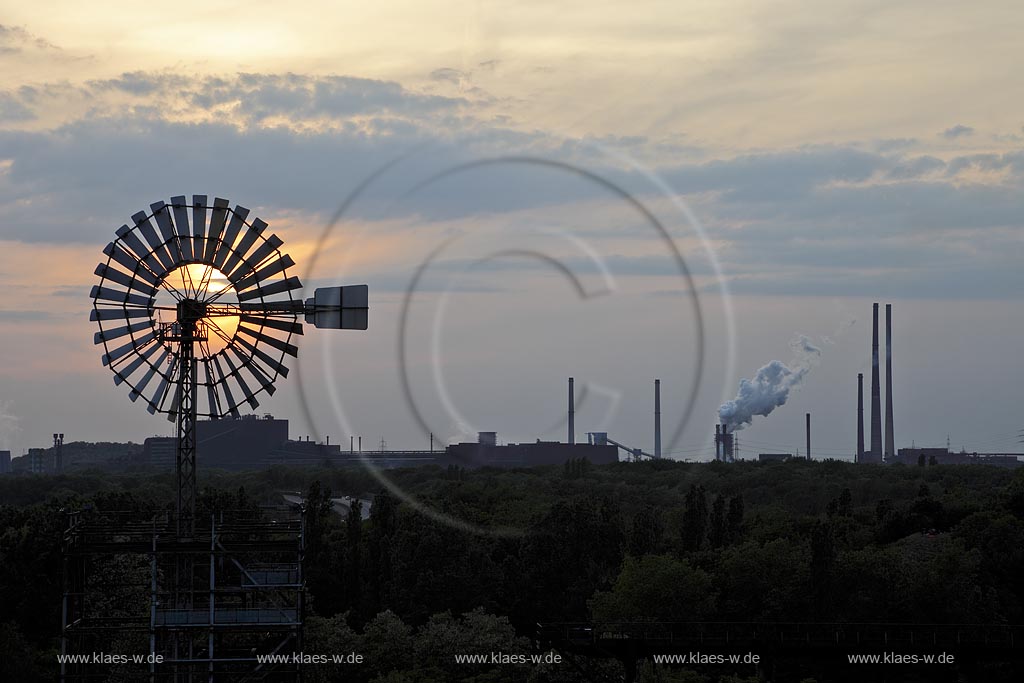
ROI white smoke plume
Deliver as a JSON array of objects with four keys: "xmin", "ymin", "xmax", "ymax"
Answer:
[{"xmin": 718, "ymin": 335, "xmax": 821, "ymax": 431}]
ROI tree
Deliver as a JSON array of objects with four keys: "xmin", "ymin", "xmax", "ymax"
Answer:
[
  {"xmin": 589, "ymin": 554, "xmax": 717, "ymax": 622},
  {"xmin": 346, "ymin": 499, "xmax": 364, "ymax": 617},
  {"xmin": 726, "ymin": 495, "xmax": 744, "ymax": 543},
  {"xmin": 681, "ymin": 484, "xmax": 708, "ymax": 552},
  {"xmin": 838, "ymin": 488, "xmax": 853, "ymax": 516},
  {"xmin": 361, "ymin": 610, "xmax": 413, "ymax": 675},
  {"xmin": 368, "ymin": 489, "xmax": 398, "ymax": 613},
  {"xmin": 628, "ymin": 505, "xmax": 664, "ymax": 556},
  {"xmin": 810, "ymin": 520, "xmax": 836, "ymax": 618},
  {"xmin": 709, "ymin": 494, "xmax": 727, "ymax": 548}
]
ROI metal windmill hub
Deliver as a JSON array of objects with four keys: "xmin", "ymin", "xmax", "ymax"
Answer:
[{"xmin": 177, "ymin": 298, "xmax": 207, "ymax": 324}]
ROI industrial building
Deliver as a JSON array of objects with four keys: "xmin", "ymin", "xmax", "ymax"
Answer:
[
  {"xmin": 444, "ymin": 432, "xmax": 618, "ymax": 468},
  {"xmin": 144, "ymin": 414, "xmax": 301, "ymax": 469},
  {"xmin": 893, "ymin": 447, "xmax": 1022, "ymax": 468},
  {"xmin": 0, "ymin": 450, "xmax": 10, "ymax": 473},
  {"xmin": 137, "ymin": 413, "xmax": 622, "ymax": 471}
]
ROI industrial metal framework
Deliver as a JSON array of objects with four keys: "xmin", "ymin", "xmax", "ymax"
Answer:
[
  {"xmin": 61, "ymin": 508, "xmax": 305, "ymax": 681},
  {"xmin": 70, "ymin": 195, "xmax": 370, "ymax": 680}
]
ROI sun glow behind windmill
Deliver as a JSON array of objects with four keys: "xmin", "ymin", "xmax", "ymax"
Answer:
[{"xmin": 90, "ymin": 195, "xmax": 367, "ymax": 533}]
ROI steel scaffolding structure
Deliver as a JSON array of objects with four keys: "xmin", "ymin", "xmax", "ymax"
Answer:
[{"xmin": 61, "ymin": 507, "xmax": 305, "ymax": 682}]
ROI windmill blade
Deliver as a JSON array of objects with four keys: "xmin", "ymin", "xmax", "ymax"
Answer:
[
  {"xmin": 203, "ymin": 197, "xmax": 231, "ymax": 263},
  {"xmin": 203, "ymin": 360, "xmax": 221, "ymax": 418},
  {"xmin": 91, "ymin": 307, "xmax": 152, "ymax": 321},
  {"xmin": 234, "ymin": 335, "xmax": 290, "ymax": 378},
  {"xmin": 108, "ymin": 234, "xmax": 162, "ymax": 284},
  {"xmin": 228, "ymin": 345, "xmax": 276, "ymax": 396},
  {"xmin": 149, "ymin": 357, "xmax": 178, "ymax": 415},
  {"xmin": 192, "ymin": 195, "xmax": 208, "ymax": 263},
  {"xmin": 170, "ymin": 196, "xmax": 193, "ymax": 262},
  {"xmin": 231, "ymin": 235, "xmax": 284, "ymax": 286},
  {"xmin": 236, "ymin": 324, "xmax": 299, "ymax": 357},
  {"xmin": 112, "ymin": 340, "xmax": 162, "ymax": 385},
  {"xmin": 236, "ymin": 276, "xmax": 303, "ymax": 302},
  {"xmin": 151, "ymin": 201, "xmax": 182, "ymax": 263},
  {"xmin": 94, "ymin": 319, "xmax": 153, "ymax": 345},
  {"xmin": 238, "ymin": 314, "xmax": 303, "ymax": 336},
  {"xmin": 102, "ymin": 331, "xmax": 156, "ymax": 366},
  {"xmin": 132, "ymin": 211, "xmax": 176, "ymax": 277},
  {"xmin": 211, "ymin": 203, "xmax": 249, "ymax": 269},
  {"xmin": 94, "ymin": 263, "xmax": 159, "ymax": 297},
  {"xmin": 165, "ymin": 372, "xmax": 183, "ymax": 422},
  {"xmin": 210, "ymin": 354, "xmax": 241, "ymax": 417},
  {"xmin": 220, "ymin": 217, "xmax": 266, "ymax": 277},
  {"xmin": 90, "ymin": 285, "xmax": 154, "ymax": 307},
  {"xmin": 230, "ymin": 253, "xmax": 295, "ymax": 292},
  {"xmin": 221, "ymin": 353, "xmax": 260, "ymax": 409},
  {"xmin": 129, "ymin": 347, "xmax": 170, "ymax": 402}
]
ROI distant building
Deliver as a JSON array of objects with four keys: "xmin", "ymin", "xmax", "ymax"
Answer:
[
  {"xmin": 100, "ymin": 420, "xmax": 623, "ymax": 472},
  {"xmin": 28, "ymin": 448, "xmax": 49, "ymax": 474},
  {"xmin": 145, "ymin": 415, "xmax": 294, "ymax": 470},
  {"xmin": 143, "ymin": 437, "xmax": 176, "ymax": 469},
  {"xmin": 0, "ymin": 450, "xmax": 10, "ymax": 473},
  {"xmin": 894, "ymin": 447, "xmax": 1022, "ymax": 468},
  {"xmin": 443, "ymin": 433, "xmax": 619, "ymax": 468}
]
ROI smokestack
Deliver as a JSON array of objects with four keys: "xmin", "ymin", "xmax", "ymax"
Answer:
[
  {"xmin": 715, "ymin": 424, "xmax": 721, "ymax": 461},
  {"xmin": 805, "ymin": 412, "xmax": 811, "ymax": 461},
  {"xmin": 885, "ymin": 303, "xmax": 895, "ymax": 459},
  {"xmin": 654, "ymin": 379, "xmax": 662, "ymax": 459},
  {"xmin": 870, "ymin": 303, "xmax": 882, "ymax": 462},
  {"xmin": 568, "ymin": 377, "xmax": 575, "ymax": 445},
  {"xmin": 857, "ymin": 373, "xmax": 864, "ymax": 463}
]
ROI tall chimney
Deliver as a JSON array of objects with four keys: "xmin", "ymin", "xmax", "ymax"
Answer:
[
  {"xmin": 857, "ymin": 373, "xmax": 864, "ymax": 463},
  {"xmin": 715, "ymin": 424, "xmax": 721, "ymax": 461},
  {"xmin": 654, "ymin": 379, "xmax": 662, "ymax": 459},
  {"xmin": 884, "ymin": 303, "xmax": 895, "ymax": 459},
  {"xmin": 568, "ymin": 377, "xmax": 575, "ymax": 445},
  {"xmin": 870, "ymin": 302, "xmax": 882, "ymax": 462},
  {"xmin": 805, "ymin": 412, "xmax": 811, "ymax": 461}
]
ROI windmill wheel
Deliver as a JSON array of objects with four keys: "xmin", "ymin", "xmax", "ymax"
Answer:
[{"xmin": 91, "ymin": 195, "xmax": 365, "ymax": 420}]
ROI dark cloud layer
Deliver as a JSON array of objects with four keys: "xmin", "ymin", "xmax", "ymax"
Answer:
[{"xmin": 0, "ymin": 71, "xmax": 1021, "ymax": 301}]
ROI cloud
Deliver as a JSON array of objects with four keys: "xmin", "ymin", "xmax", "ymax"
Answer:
[
  {"xmin": 87, "ymin": 71, "xmax": 468, "ymax": 124},
  {"xmin": 0, "ymin": 92, "xmax": 35, "ymax": 121},
  {"xmin": 0, "ymin": 69, "xmax": 1022, "ymax": 303},
  {"xmin": 0, "ymin": 24, "xmax": 59, "ymax": 54},
  {"xmin": 943, "ymin": 124, "xmax": 975, "ymax": 139}
]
